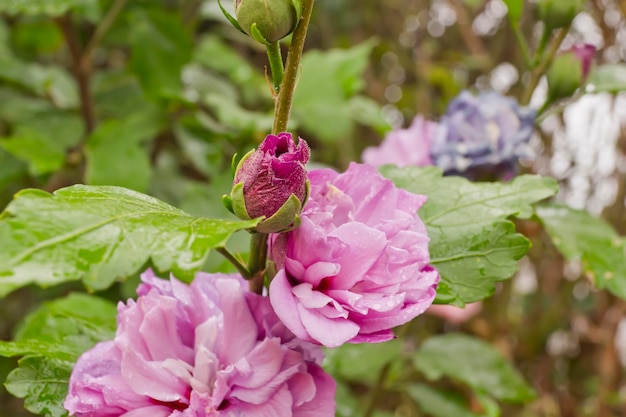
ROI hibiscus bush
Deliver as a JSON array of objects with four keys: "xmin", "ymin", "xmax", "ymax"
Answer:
[{"xmin": 1, "ymin": 0, "xmax": 626, "ymax": 416}]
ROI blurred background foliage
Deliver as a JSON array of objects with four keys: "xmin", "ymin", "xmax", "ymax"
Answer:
[{"xmin": 1, "ymin": 0, "xmax": 626, "ymax": 416}]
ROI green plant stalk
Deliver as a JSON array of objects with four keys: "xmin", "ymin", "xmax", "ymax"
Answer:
[
  {"xmin": 266, "ymin": 41, "xmax": 285, "ymax": 94},
  {"xmin": 272, "ymin": 0, "xmax": 315, "ymax": 134},
  {"xmin": 521, "ymin": 26, "xmax": 570, "ymax": 106},
  {"xmin": 216, "ymin": 247, "xmax": 251, "ymax": 279},
  {"xmin": 248, "ymin": 232, "xmax": 268, "ymax": 294},
  {"xmin": 512, "ymin": 23, "xmax": 533, "ymax": 68}
]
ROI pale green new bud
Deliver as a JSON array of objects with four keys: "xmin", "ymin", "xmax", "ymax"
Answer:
[
  {"xmin": 235, "ymin": 0, "xmax": 300, "ymax": 44},
  {"xmin": 537, "ymin": 0, "xmax": 585, "ymax": 32}
]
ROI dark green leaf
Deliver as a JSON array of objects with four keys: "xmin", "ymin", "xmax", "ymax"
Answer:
[
  {"xmin": 0, "ymin": 0, "xmax": 96, "ymax": 16},
  {"xmin": 0, "ymin": 185, "xmax": 258, "ymax": 296},
  {"xmin": 324, "ymin": 339, "xmax": 403, "ymax": 384},
  {"xmin": 381, "ymin": 166, "xmax": 558, "ymax": 305},
  {"xmin": 588, "ymin": 64, "xmax": 626, "ymax": 94},
  {"xmin": 413, "ymin": 333, "xmax": 535, "ymax": 403},
  {"xmin": 5, "ymin": 356, "xmax": 72, "ymax": 417},
  {"xmin": 0, "ymin": 294, "xmax": 116, "ymax": 417},
  {"xmin": 536, "ymin": 204, "xmax": 626, "ymax": 299},
  {"xmin": 86, "ymin": 107, "xmax": 164, "ymax": 191},
  {"xmin": 407, "ymin": 384, "xmax": 480, "ymax": 417},
  {"xmin": 128, "ymin": 8, "xmax": 193, "ymax": 97}
]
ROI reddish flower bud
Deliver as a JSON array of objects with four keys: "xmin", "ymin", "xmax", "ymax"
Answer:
[
  {"xmin": 547, "ymin": 44, "xmax": 596, "ymax": 102},
  {"xmin": 226, "ymin": 132, "xmax": 310, "ymax": 233}
]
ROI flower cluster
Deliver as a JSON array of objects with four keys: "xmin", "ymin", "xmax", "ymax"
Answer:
[
  {"xmin": 66, "ymin": 134, "xmax": 441, "ymax": 416},
  {"xmin": 65, "ymin": 270, "xmax": 335, "ymax": 416}
]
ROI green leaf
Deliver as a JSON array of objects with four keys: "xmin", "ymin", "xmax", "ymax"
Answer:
[
  {"xmin": 292, "ymin": 41, "xmax": 376, "ymax": 143},
  {"xmin": 5, "ymin": 356, "xmax": 72, "ymax": 417},
  {"xmin": 1, "ymin": 110, "xmax": 84, "ymax": 176},
  {"xmin": 0, "ymin": 185, "xmax": 259, "ymax": 296},
  {"xmin": 128, "ymin": 8, "xmax": 193, "ymax": 97},
  {"xmin": 0, "ymin": 293, "xmax": 116, "ymax": 417},
  {"xmin": 86, "ymin": 107, "xmax": 164, "ymax": 192},
  {"xmin": 324, "ymin": 339, "xmax": 403, "ymax": 384},
  {"xmin": 536, "ymin": 204, "xmax": 626, "ymax": 299},
  {"xmin": 407, "ymin": 384, "xmax": 480, "ymax": 417},
  {"xmin": 588, "ymin": 64, "xmax": 626, "ymax": 94},
  {"xmin": 413, "ymin": 334, "xmax": 535, "ymax": 403},
  {"xmin": 381, "ymin": 166, "xmax": 558, "ymax": 305},
  {"xmin": 0, "ymin": 0, "xmax": 96, "ymax": 16},
  {"xmin": 502, "ymin": 0, "xmax": 523, "ymax": 23}
]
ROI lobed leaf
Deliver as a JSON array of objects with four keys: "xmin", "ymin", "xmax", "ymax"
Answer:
[
  {"xmin": 0, "ymin": 185, "xmax": 258, "ymax": 296},
  {"xmin": 381, "ymin": 166, "xmax": 557, "ymax": 305},
  {"xmin": 407, "ymin": 384, "xmax": 480, "ymax": 417},
  {"xmin": 0, "ymin": 0, "xmax": 95, "ymax": 16},
  {"xmin": 536, "ymin": 204, "xmax": 626, "ymax": 300}
]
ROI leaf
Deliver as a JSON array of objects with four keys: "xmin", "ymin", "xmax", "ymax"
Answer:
[
  {"xmin": 380, "ymin": 166, "xmax": 558, "ymax": 305},
  {"xmin": 324, "ymin": 339, "xmax": 403, "ymax": 384},
  {"xmin": 1, "ymin": 110, "xmax": 84, "ymax": 176},
  {"xmin": 86, "ymin": 106, "xmax": 164, "ymax": 192},
  {"xmin": 587, "ymin": 64, "xmax": 626, "ymax": 94},
  {"xmin": 502, "ymin": 0, "xmax": 523, "ymax": 23},
  {"xmin": 5, "ymin": 357, "xmax": 72, "ymax": 417},
  {"xmin": 0, "ymin": 185, "xmax": 258, "ymax": 296},
  {"xmin": 407, "ymin": 384, "xmax": 480, "ymax": 417},
  {"xmin": 292, "ymin": 41, "xmax": 377, "ymax": 143},
  {"xmin": 535, "ymin": 204, "xmax": 626, "ymax": 299},
  {"xmin": 128, "ymin": 8, "xmax": 193, "ymax": 97},
  {"xmin": 413, "ymin": 333, "xmax": 536, "ymax": 403},
  {"xmin": 0, "ymin": 0, "xmax": 96, "ymax": 16},
  {"xmin": 0, "ymin": 293, "xmax": 116, "ymax": 417}
]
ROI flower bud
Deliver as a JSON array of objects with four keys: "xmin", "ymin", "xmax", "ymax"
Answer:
[
  {"xmin": 547, "ymin": 44, "xmax": 595, "ymax": 102},
  {"xmin": 537, "ymin": 0, "xmax": 585, "ymax": 32},
  {"xmin": 235, "ymin": 0, "xmax": 300, "ymax": 44},
  {"xmin": 224, "ymin": 132, "xmax": 310, "ymax": 233}
]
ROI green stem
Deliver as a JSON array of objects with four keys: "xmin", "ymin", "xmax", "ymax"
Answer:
[
  {"xmin": 533, "ymin": 26, "xmax": 551, "ymax": 66},
  {"xmin": 521, "ymin": 26, "xmax": 570, "ymax": 106},
  {"xmin": 266, "ymin": 41, "xmax": 285, "ymax": 94},
  {"xmin": 216, "ymin": 247, "xmax": 251, "ymax": 279},
  {"xmin": 512, "ymin": 23, "xmax": 532, "ymax": 68},
  {"xmin": 247, "ymin": 232, "xmax": 268, "ymax": 294},
  {"xmin": 83, "ymin": 0, "xmax": 129, "ymax": 63},
  {"xmin": 362, "ymin": 363, "xmax": 391, "ymax": 417},
  {"xmin": 272, "ymin": 0, "xmax": 315, "ymax": 134}
]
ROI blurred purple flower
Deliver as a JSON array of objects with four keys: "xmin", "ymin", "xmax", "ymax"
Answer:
[
  {"xmin": 430, "ymin": 91, "xmax": 535, "ymax": 180},
  {"xmin": 268, "ymin": 163, "xmax": 440, "ymax": 348},
  {"xmin": 64, "ymin": 270, "xmax": 335, "ymax": 417},
  {"xmin": 232, "ymin": 132, "xmax": 310, "ymax": 221},
  {"xmin": 362, "ymin": 116, "xmax": 438, "ymax": 168}
]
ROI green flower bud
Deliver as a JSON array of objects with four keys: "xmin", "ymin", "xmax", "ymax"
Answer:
[
  {"xmin": 235, "ymin": 0, "xmax": 301, "ymax": 44},
  {"xmin": 546, "ymin": 44, "xmax": 595, "ymax": 102},
  {"xmin": 537, "ymin": 0, "xmax": 585, "ymax": 32}
]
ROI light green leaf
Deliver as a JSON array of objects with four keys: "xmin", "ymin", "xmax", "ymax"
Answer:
[
  {"xmin": 128, "ymin": 8, "xmax": 193, "ymax": 97},
  {"xmin": 413, "ymin": 334, "xmax": 535, "ymax": 403},
  {"xmin": 0, "ymin": 293, "xmax": 116, "ymax": 417},
  {"xmin": 86, "ymin": 107, "xmax": 164, "ymax": 192},
  {"xmin": 292, "ymin": 41, "xmax": 377, "ymax": 143},
  {"xmin": 407, "ymin": 384, "xmax": 480, "ymax": 417},
  {"xmin": 0, "ymin": 185, "xmax": 259, "ymax": 296},
  {"xmin": 536, "ymin": 204, "xmax": 626, "ymax": 299},
  {"xmin": 381, "ymin": 166, "xmax": 558, "ymax": 305},
  {"xmin": 0, "ymin": 0, "xmax": 95, "ymax": 16},
  {"xmin": 588, "ymin": 64, "xmax": 626, "ymax": 94},
  {"xmin": 502, "ymin": 0, "xmax": 523, "ymax": 23}
]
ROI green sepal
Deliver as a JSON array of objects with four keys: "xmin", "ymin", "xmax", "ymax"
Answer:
[
  {"xmin": 230, "ymin": 182, "xmax": 252, "ymax": 221},
  {"xmin": 255, "ymin": 193, "xmax": 302, "ymax": 234},
  {"xmin": 250, "ymin": 23, "xmax": 270, "ymax": 46},
  {"xmin": 234, "ymin": 148, "xmax": 255, "ymax": 175},
  {"xmin": 291, "ymin": 0, "xmax": 303, "ymax": 22},
  {"xmin": 222, "ymin": 194, "xmax": 234, "ymax": 214},
  {"xmin": 230, "ymin": 153, "xmax": 239, "ymax": 176},
  {"xmin": 217, "ymin": 0, "xmax": 246, "ymax": 33}
]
